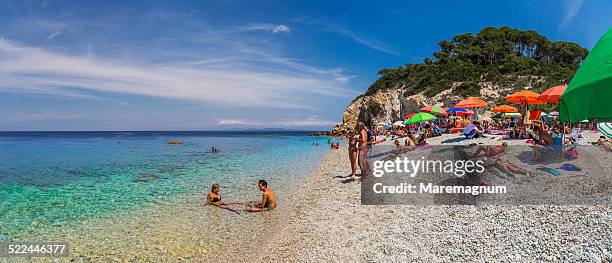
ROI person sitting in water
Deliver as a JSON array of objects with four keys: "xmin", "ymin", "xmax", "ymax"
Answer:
[
  {"xmin": 207, "ymin": 183, "xmax": 243, "ymax": 214},
  {"xmin": 248, "ymin": 180, "xmax": 276, "ymax": 212},
  {"xmin": 471, "ymin": 142, "xmax": 508, "ymax": 159}
]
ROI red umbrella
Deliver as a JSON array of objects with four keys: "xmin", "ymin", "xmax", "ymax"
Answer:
[
  {"xmin": 538, "ymin": 84, "xmax": 567, "ymax": 103},
  {"xmin": 456, "ymin": 110, "xmax": 474, "ymax": 117},
  {"xmin": 403, "ymin": 112, "xmax": 417, "ymax": 120}
]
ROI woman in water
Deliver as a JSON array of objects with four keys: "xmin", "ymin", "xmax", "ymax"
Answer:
[
  {"xmin": 207, "ymin": 183, "xmax": 243, "ymax": 214},
  {"xmin": 347, "ymin": 129, "xmax": 359, "ymax": 180}
]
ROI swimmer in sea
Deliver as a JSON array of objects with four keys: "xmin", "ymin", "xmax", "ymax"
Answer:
[
  {"xmin": 247, "ymin": 180, "xmax": 276, "ymax": 212},
  {"xmin": 207, "ymin": 183, "xmax": 243, "ymax": 214}
]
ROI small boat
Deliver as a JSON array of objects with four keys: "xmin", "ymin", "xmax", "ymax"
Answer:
[{"xmin": 168, "ymin": 140, "xmax": 182, "ymax": 145}]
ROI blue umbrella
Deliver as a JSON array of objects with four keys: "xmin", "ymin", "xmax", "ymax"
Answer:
[{"xmin": 447, "ymin": 107, "xmax": 467, "ymax": 113}]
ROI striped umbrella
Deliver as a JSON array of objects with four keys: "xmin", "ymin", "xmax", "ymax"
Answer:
[{"xmin": 597, "ymin": 122, "xmax": 612, "ymax": 138}]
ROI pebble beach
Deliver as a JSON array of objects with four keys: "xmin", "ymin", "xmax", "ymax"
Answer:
[{"xmin": 261, "ymin": 132, "xmax": 611, "ymax": 262}]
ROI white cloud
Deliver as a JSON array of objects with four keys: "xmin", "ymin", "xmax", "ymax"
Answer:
[
  {"xmin": 0, "ymin": 39, "xmax": 357, "ymax": 109},
  {"xmin": 558, "ymin": 0, "xmax": 584, "ymax": 32},
  {"xmin": 237, "ymin": 23, "xmax": 291, "ymax": 34},
  {"xmin": 329, "ymin": 27, "xmax": 400, "ymax": 55},
  {"xmin": 297, "ymin": 17, "xmax": 399, "ymax": 55},
  {"xmin": 217, "ymin": 117, "xmax": 337, "ymax": 127},
  {"xmin": 218, "ymin": 119, "xmax": 253, "ymax": 125},
  {"xmin": 47, "ymin": 30, "xmax": 62, "ymax": 40}
]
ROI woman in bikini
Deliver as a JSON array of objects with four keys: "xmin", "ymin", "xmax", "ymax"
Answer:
[
  {"xmin": 207, "ymin": 183, "xmax": 243, "ymax": 214},
  {"xmin": 357, "ymin": 122, "xmax": 369, "ymax": 177},
  {"xmin": 471, "ymin": 142, "xmax": 508, "ymax": 158},
  {"xmin": 347, "ymin": 129, "xmax": 359, "ymax": 180}
]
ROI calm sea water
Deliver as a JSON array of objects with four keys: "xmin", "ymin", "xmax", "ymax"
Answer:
[{"xmin": 0, "ymin": 131, "xmax": 334, "ymax": 240}]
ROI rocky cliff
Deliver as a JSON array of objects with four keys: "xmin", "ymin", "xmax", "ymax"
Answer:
[{"xmin": 333, "ymin": 76, "xmax": 550, "ymax": 134}]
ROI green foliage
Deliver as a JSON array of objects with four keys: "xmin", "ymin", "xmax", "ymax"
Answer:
[
  {"xmin": 362, "ymin": 26, "xmax": 588, "ymax": 98},
  {"xmin": 453, "ymin": 82, "xmax": 481, "ymax": 97}
]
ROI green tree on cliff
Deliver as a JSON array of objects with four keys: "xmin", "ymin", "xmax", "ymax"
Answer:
[{"xmin": 361, "ymin": 26, "xmax": 588, "ymax": 98}]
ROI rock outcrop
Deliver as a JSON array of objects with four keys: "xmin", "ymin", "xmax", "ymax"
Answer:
[{"xmin": 332, "ymin": 77, "xmax": 551, "ymax": 135}]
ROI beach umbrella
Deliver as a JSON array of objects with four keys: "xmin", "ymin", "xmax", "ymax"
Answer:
[
  {"xmin": 404, "ymin": 112, "xmax": 436, "ymax": 125},
  {"xmin": 538, "ymin": 84, "xmax": 567, "ymax": 103},
  {"xmin": 560, "ymin": 29, "xmax": 612, "ymax": 123},
  {"xmin": 506, "ymin": 90, "xmax": 546, "ymax": 105},
  {"xmin": 503, "ymin": 112, "xmax": 522, "ymax": 118},
  {"xmin": 597, "ymin": 122, "xmax": 612, "ymax": 139},
  {"xmin": 420, "ymin": 105, "xmax": 445, "ymax": 115},
  {"xmin": 454, "ymin": 97, "xmax": 488, "ymax": 108},
  {"xmin": 446, "ymin": 107, "xmax": 467, "ymax": 113},
  {"xmin": 456, "ymin": 110, "xmax": 474, "ymax": 117},
  {"xmin": 403, "ymin": 112, "xmax": 417, "ymax": 120},
  {"xmin": 392, "ymin": 121, "xmax": 405, "ymax": 127},
  {"xmin": 491, "ymin": 105, "xmax": 518, "ymax": 113}
]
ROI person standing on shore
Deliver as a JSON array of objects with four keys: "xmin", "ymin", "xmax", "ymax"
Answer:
[
  {"xmin": 357, "ymin": 122, "xmax": 369, "ymax": 177},
  {"xmin": 347, "ymin": 129, "xmax": 358, "ymax": 180}
]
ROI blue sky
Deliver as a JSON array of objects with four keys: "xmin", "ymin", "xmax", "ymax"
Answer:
[{"xmin": 0, "ymin": 0, "xmax": 610, "ymax": 130}]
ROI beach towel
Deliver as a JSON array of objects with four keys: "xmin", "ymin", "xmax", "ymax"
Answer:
[
  {"xmin": 488, "ymin": 130, "xmax": 507, "ymax": 135},
  {"xmin": 559, "ymin": 163, "xmax": 582, "ymax": 171},
  {"xmin": 538, "ymin": 167, "xmax": 561, "ymax": 176}
]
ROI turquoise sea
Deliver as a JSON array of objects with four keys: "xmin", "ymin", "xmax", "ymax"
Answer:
[{"xmin": 0, "ymin": 131, "xmax": 333, "ymax": 241}]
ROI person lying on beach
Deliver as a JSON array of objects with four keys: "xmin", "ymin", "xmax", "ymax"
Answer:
[
  {"xmin": 247, "ymin": 180, "xmax": 276, "ymax": 212},
  {"xmin": 495, "ymin": 159, "xmax": 528, "ymax": 176},
  {"xmin": 207, "ymin": 183, "xmax": 243, "ymax": 214},
  {"xmin": 471, "ymin": 142, "xmax": 507, "ymax": 159},
  {"xmin": 595, "ymin": 137, "xmax": 612, "ymax": 151},
  {"xmin": 395, "ymin": 139, "xmax": 415, "ymax": 154}
]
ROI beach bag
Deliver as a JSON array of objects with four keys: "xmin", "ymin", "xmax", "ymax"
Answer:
[
  {"xmin": 564, "ymin": 147, "xmax": 578, "ymax": 160},
  {"xmin": 559, "ymin": 163, "xmax": 582, "ymax": 171}
]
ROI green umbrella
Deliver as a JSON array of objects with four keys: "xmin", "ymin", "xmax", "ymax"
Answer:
[
  {"xmin": 560, "ymin": 28, "xmax": 612, "ymax": 123},
  {"xmin": 420, "ymin": 105, "xmax": 445, "ymax": 115},
  {"xmin": 404, "ymin": 112, "xmax": 436, "ymax": 125}
]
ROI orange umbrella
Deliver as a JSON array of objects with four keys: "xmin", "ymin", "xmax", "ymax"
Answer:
[
  {"xmin": 506, "ymin": 90, "xmax": 546, "ymax": 105},
  {"xmin": 454, "ymin": 97, "xmax": 488, "ymax": 108},
  {"xmin": 538, "ymin": 84, "xmax": 567, "ymax": 103},
  {"xmin": 491, "ymin": 105, "xmax": 518, "ymax": 113}
]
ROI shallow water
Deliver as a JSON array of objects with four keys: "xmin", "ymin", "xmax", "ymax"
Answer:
[{"xmin": 0, "ymin": 131, "xmax": 335, "ymax": 245}]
